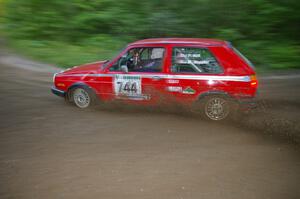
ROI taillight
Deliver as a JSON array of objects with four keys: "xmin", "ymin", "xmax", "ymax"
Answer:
[{"xmin": 250, "ymin": 74, "xmax": 258, "ymax": 87}]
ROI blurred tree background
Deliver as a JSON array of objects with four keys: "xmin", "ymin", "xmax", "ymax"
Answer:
[{"xmin": 0, "ymin": 0, "xmax": 299, "ymax": 70}]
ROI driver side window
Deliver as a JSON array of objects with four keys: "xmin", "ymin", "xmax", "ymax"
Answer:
[{"xmin": 109, "ymin": 47, "xmax": 165, "ymax": 72}]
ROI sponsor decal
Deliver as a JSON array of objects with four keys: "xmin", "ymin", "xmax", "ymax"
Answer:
[
  {"xmin": 176, "ymin": 60, "xmax": 209, "ymax": 65},
  {"xmin": 114, "ymin": 74, "xmax": 141, "ymax": 96},
  {"xmin": 167, "ymin": 79, "xmax": 179, "ymax": 84},
  {"xmin": 116, "ymin": 75, "xmax": 140, "ymax": 80},
  {"xmin": 182, "ymin": 87, "xmax": 196, "ymax": 94},
  {"xmin": 116, "ymin": 94, "xmax": 150, "ymax": 100},
  {"xmin": 166, "ymin": 86, "xmax": 182, "ymax": 92},
  {"xmin": 114, "ymin": 74, "xmax": 149, "ymax": 100}
]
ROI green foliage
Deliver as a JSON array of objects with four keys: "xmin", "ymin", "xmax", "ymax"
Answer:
[
  {"xmin": 10, "ymin": 38, "xmax": 124, "ymax": 67},
  {"xmin": 264, "ymin": 44, "xmax": 300, "ymax": 69},
  {"xmin": 2, "ymin": 0, "xmax": 300, "ymax": 69}
]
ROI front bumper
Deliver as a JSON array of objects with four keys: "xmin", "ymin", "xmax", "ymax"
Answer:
[{"xmin": 51, "ymin": 87, "xmax": 66, "ymax": 97}]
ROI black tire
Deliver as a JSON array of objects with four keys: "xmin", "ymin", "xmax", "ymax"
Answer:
[
  {"xmin": 64, "ymin": 90, "xmax": 73, "ymax": 105},
  {"xmin": 194, "ymin": 95, "xmax": 237, "ymax": 121}
]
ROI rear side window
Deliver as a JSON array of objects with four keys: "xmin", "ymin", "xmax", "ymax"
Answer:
[{"xmin": 171, "ymin": 47, "xmax": 222, "ymax": 74}]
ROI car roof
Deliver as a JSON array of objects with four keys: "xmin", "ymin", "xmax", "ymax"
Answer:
[{"xmin": 129, "ymin": 38, "xmax": 228, "ymax": 46}]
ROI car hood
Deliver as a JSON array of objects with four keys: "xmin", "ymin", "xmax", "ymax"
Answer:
[{"xmin": 61, "ymin": 60, "xmax": 107, "ymax": 74}]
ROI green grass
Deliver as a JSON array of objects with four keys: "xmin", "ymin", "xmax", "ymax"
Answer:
[{"xmin": 9, "ymin": 38, "xmax": 126, "ymax": 68}]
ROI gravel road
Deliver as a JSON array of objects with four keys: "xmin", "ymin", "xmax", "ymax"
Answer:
[{"xmin": 0, "ymin": 49, "xmax": 299, "ymax": 199}]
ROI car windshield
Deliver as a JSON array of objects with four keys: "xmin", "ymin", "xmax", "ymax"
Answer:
[{"xmin": 101, "ymin": 47, "xmax": 126, "ymax": 69}]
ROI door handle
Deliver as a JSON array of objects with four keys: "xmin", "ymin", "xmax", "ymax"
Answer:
[{"xmin": 151, "ymin": 76, "xmax": 162, "ymax": 81}]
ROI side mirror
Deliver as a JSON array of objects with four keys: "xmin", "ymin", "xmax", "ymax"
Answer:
[{"xmin": 120, "ymin": 65, "xmax": 128, "ymax": 73}]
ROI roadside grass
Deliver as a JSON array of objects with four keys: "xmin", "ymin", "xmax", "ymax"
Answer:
[{"xmin": 8, "ymin": 39, "xmax": 126, "ymax": 68}]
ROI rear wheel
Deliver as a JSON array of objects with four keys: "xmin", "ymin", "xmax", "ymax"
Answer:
[
  {"xmin": 194, "ymin": 95, "xmax": 236, "ymax": 121},
  {"xmin": 204, "ymin": 96, "xmax": 230, "ymax": 121}
]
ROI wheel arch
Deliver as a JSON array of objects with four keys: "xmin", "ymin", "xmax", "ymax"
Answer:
[{"xmin": 197, "ymin": 90, "xmax": 234, "ymax": 101}]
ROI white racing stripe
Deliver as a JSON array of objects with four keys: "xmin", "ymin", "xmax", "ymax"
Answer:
[{"xmin": 57, "ymin": 73, "xmax": 251, "ymax": 82}]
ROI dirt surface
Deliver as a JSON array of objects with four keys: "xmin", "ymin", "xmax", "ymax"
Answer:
[{"xmin": 0, "ymin": 50, "xmax": 300, "ymax": 199}]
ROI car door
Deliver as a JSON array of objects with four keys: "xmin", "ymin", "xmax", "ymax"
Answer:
[
  {"xmin": 104, "ymin": 46, "xmax": 168, "ymax": 104},
  {"xmin": 164, "ymin": 46, "xmax": 224, "ymax": 103}
]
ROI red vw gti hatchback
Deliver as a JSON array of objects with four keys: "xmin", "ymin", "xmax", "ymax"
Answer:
[{"xmin": 52, "ymin": 38, "xmax": 258, "ymax": 121}]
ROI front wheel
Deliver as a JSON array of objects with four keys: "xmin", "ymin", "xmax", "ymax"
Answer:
[{"xmin": 72, "ymin": 87, "xmax": 93, "ymax": 109}]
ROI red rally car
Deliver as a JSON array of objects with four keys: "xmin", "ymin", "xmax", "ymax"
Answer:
[{"xmin": 52, "ymin": 38, "xmax": 258, "ymax": 121}]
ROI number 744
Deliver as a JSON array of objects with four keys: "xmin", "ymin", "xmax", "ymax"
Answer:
[{"xmin": 117, "ymin": 81, "xmax": 138, "ymax": 93}]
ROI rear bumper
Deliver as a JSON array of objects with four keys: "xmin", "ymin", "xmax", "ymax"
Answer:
[{"xmin": 51, "ymin": 87, "xmax": 66, "ymax": 97}]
